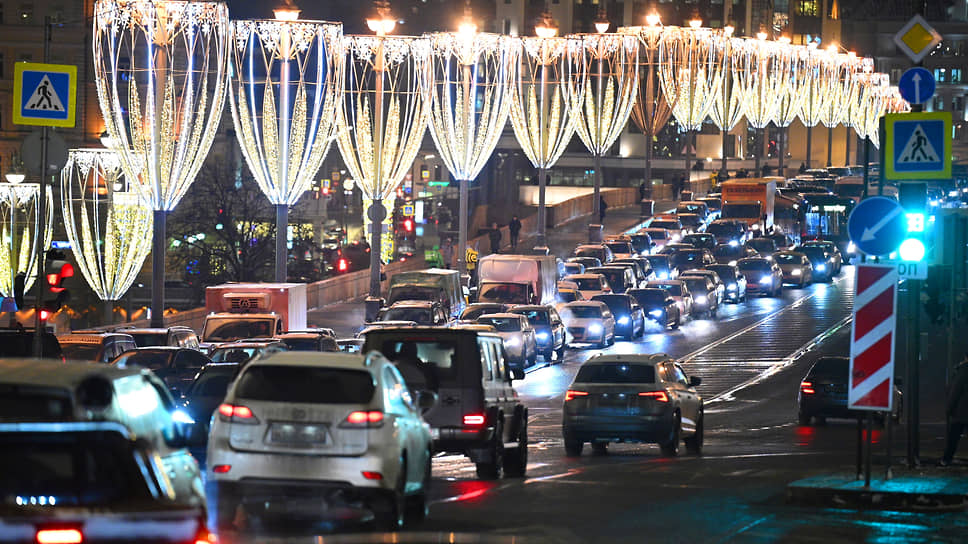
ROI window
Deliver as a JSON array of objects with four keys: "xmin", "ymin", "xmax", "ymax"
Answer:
[
  {"xmin": 794, "ymin": 0, "xmax": 818, "ymax": 16},
  {"xmin": 477, "ymin": 338, "xmax": 494, "ymax": 380},
  {"xmin": 933, "ymin": 96, "xmax": 945, "ymax": 111},
  {"xmin": 890, "ymin": 68, "xmax": 902, "ymax": 83},
  {"xmin": 17, "ymin": 2, "xmax": 31, "ymax": 23},
  {"xmin": 952, "ymin": 68, "xmax": 963, "ymax": 83},
  {"xmin": 934, "ymin": 68, "xmax": 946, "ymax": 83},
  {"xmin": 954, "ymin": 96, "xmax": 964, "ymax": 112}
]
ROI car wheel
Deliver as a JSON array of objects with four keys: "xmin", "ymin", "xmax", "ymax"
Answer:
[
  {"xmin": 213, "ymin": 492, "xmax": 240, "ymax": 533},
  {"xmin": 556, "ymin": 344, "xmax": 565, "ymax": 361},
  {"xmin": 543, "ymin": 349, "xmax": 554, "ymax": 362},
  {"xmin": 608, "ymin": 332, "xmax": 615, "ymax": 346},
  {"xmin": 373, "ymin": 459, "xmax": 406, "ymax": 530},
  {"xmin": 475, "ymin": 420, "xmax": 504, "ymax": 480},
  {"xmin": 597, "ymin": 335, "xmax": 607, "ymax": 349},
  {"xmin": 798, "ymin": 412, "xmax": 811, "ymax": 426},
  {"xmin": 592, "ymin": 441, "xmax": 608, "ymax": 455},
  {"xmin": 710, "ymin": 307, "xmax": 717, "ymax": 319},
  {"xmin": 504, "ymin": 412, "xmax": 528, "ymax": 477},
  {"xmin": 528, "ymin": 351, "xmax": 537, "ymax": 366},
  {"xmin": 404, "ymin": 453, "xmax": 431, "ymax": 524},
  {"xmin": 684, "ymin": 413, "xmax": 703, "ymax": 455},
  {"xmin": 671, "ymin": 316, "xmax": 680, "ymax": 329},
  {"xmin": 659, "ymin": 413, "xmax": 681, "ymax": 457},
  {"xmin": 563, "ymin": 430, "xmax": 583, "ymax": 457}
]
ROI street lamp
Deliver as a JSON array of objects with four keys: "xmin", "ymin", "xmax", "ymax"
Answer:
[
  {"xmin": 335, "ymin": 2, "xmax": 431, "ymax": 312},
  {"xmin": 93, "ymin": 0, "xmax": 230, "ymax": 327},
  {"xmin": 425, "ymin": 2, "xmax": 518, "ymax": 273},
  {"xmin": 509, "ymin": 10, "xmax": 582, "ymax": 247},
  {"xmin": 227, "ymin": 4, "xmax": 344, "ymax": 282},
  {"xmin": 567, "ymin": 27, "xmax": 638, "ymax": 236}
]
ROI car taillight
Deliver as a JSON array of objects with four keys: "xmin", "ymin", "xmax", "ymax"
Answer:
[
  {"xmin": 211, "ymin": 465, "xmax": 231, "ymax": 474},
  {"xmin": 36, "ymin": 529, "xmax": 83, "ymax": 544},
  {"xmin": 217, "ymin": 404, "xmax": 258, "ymax": 424},
  {"xmin": 638, "ymin": 391, "xmax": 669, "ymax": 402},
  {"xmin": 341, "ymin": 410, "xmax": 384, "ymax": 428},
  {"xmin": 462, "ymin": 413, "xmax": 486, "ymax": 426},
  {"xmin": 361, "ymin": 471, "xmax": 383, "ymax": 480},
  {"xmin": 564, "ymin": 390, "xmax": 588, "ymax": 402},
  {"xmin": 193, "ymin": 525, "xmax": 217, "ymax": 544},
  {"xmin": 800, "ymin": 381, "xmax": 815, "ymax": 395}
]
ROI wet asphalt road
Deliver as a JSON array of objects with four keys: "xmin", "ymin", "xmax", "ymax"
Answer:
[{"xmin": 219, "ymin": 264, "xmax": 968, "ymax": 543}]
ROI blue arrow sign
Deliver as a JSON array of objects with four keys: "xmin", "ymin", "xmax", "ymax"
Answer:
[
  {"xmin": 848, "ymin": 197, "xmax": 907, "ymax": 256},
  {"xmin": 898, "ymin": 67, "xmax": 935, "ymax": 105}
]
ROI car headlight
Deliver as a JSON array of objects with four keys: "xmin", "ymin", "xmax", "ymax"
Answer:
[
  {"xmin": 659, "ymin": 272, "xmax": 670, "ymax": 279},
  {"xmin": 727, "ymin": 283, "xmax": 737, "ymax": 291},
  {"xmin": 695, "ymin": 295, "xmax": 707, "ymax": 304},
  {"xmin": 760, "ymin": 276, "xmax": 772, "ymax": 284},
  {"xmin": 671, "ymin": 234, "xmax": 680, "ymax": 241},
  {"xmin": 728, "ymin": 260, "xmax": 737, "ymax": 266},
  {"xmin": 847, "ymin": 242, "xmax": 856, "ymax": 254},
  {"xmin": 618, "ymin": 316, "xmax": 630, "ymax": 325},
  {"xmin": 172, "ymin": 409, "xmax": 195, "ymax": 425},
  {"xmin": 815, "ymin": 264, "xmax": 826, "ymax": 271},
  {"xmin": 588, "ymin": 323, "xmax": 604, "ymax": 334},
  {"xmin": 765, "ymin": 255, "xmax": 772, "ymax": 261},
  {"xmin": 536, "ymin": 331, "xmax": 550, "ymax": 341},
  {"xmin": 649, "ymin": 309, "xmax": 663, "ymax": 318},
  {"xmin": 506, "ymin": 337, "xmax": 521, "ymax": 347},
  {"xmin": 792, "ymin": 269, "xmax": 802, "ymax": 276}
]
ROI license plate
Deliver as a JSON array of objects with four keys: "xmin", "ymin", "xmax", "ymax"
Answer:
[{"xmin": 268, "ymin": 423, "xmax": 328, "ymax": 446}]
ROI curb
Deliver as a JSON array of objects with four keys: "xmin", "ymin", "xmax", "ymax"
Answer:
[{"xmin": 786, "ymin": 474, "xmax": 968, "ymax": 512}]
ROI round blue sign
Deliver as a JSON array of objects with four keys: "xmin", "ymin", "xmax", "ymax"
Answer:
[
  {"xmin": 847, "ymin": 196, "xmax": 907, "ymax": 256},
  {"xmin": 898, "ymin": 67, "xmax": 935, "ymax": 105}
]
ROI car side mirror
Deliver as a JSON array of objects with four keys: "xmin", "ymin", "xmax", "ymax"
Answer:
[
  {"xmin": 509, "ymin": 368, "xmax": 525, "ymax": 381},
  {"xmin": 689, "ymin": 376, "xmax": 702, "ymax": 387},
  {"xmin": 416, "ymin": 390, "xmax": 438, "ymax": 413}
]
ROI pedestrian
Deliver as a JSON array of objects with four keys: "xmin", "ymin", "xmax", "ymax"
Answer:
[
  {"xmin": 798, "ymin": 162, "xmax": 807, "ymax": 174},
  {"xmin": 488, "ymin": 222, "xmax": 502, "ymax": 254},
  {"xmin": 509, "ymin": 215, "xmax": 522, "ymax": 250},
  {"xmin": 638, "ymin": 181, "xmax": 647, "ymax": 202},
  {"xmin": 440, "ymin": 237, "xmax": 454, "ymax": 269},
  {"xmin": 599, "ymin": 196, "xmax": 608, "ymax": 223},
  {"xmin": 941, "ymin": 354, "xmax": 968, "ymax": 466}
]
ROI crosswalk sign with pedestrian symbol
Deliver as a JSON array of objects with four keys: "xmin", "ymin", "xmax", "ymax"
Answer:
[
  {"xmin": 13, "ymin": 62, "xmax": 77, "ymax": 127},
  {"xmin": 884, "ymin": 112, "xmax": 951, "ymax": 180}
]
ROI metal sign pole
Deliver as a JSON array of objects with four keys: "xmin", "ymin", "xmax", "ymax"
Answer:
[
  {"xmin": 32, "ymin": 17, "xmax": 51, "ymax": 358},
  {"xmin": 865, "ymin": 412, "xmax": 873, "ymax": 487}
]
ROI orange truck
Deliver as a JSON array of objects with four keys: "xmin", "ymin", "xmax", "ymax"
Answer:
[
  {"xmin": 200, "ymin": 283, "xmax": 307, "ymax": 350},
  {"xmin": 719, "ymin": 178, "xmax": 779, "ymax": 234}
]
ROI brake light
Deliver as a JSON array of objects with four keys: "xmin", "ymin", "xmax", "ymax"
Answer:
[
  {"xmin": 564, "ymin": 390, "xmax": 588, "ymax": 402},
  {"xmin": 211, "ymin": 465, "xmax": 231, "ymax": 474},
  {"xmin": 36, "ymin": 529, "xmax": 83, "ymax": 544},
  {"xmin": 638, "ymin": 391, "xmax": 669, "ymax": 402},
  {"xmin": 463, "ymin": 414, "xmax": 486, "ymax": 426},
  {"xmin": 361, "ymin": 471, "xmax": 383, "ymax": 480},
  {"xmin": 193, "ymin": 525, "xmax": 217, "ymax": 544},
  {"xmin": 342, "ymin": 410, "xmax": 384, "ymax": 428},
  {"xmin": 217, "ymin": 404, "xmax": 258, "ymax": 423},
  {"xmin": 800, "ymin": 381, "xmax": 815, "ymax": 395}
]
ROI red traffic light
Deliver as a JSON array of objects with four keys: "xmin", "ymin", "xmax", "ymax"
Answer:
[
  {"xmin": 338, "ymin": 258, "xmax": 348, "ymax": 272},
  {"xmin": 46, "ymin": 262, "xmax": 74, "ymax": 293},
  {"xmin": 403, "ymin": 218, "xmax": 413, "ymax": 232},
  {"xmin": 38, "ymin": 309, "xmax": 52, "ymax": 321}
]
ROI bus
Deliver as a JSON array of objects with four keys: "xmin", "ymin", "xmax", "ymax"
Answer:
[{"xmin": 800, "ymin": 193, "xmax": 857, "ymax": 262}]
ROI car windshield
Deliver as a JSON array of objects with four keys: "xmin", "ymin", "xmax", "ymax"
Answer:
[
  {"xmin": 112, "ymin": 350, "xmax": 172, "ymax": 371},
  {"xmin": 512, "ymin": 310, "xmax": 549, "ymax": 325},
  {"xmin": 775, "ymin": 253, "xmax": 803, "ymax": 264},
  {"xmin": 678, "ymin": 215, "xmax": 701, "ymax": 227},
  {"xmin": 574, "ymin": 247, "xmax": 605, "ymax": 260},
  {"xmin": 593, "ymin": 297, "xmax": 628, "ymax": 315},
  {"xmin": 128, "ymin": 333, "xmax": 167, "ymax": 347},
  {"xmin": 0, "ymin": 430, "xmax": 153, "ymax": 506},
  {"xmin": 558, "ymin": 291, "xmax": 579, "ymax": 303},
  {"xmin": 684, "ymin": 234, "xmax": 715, "ymax": 247},
  {"xmin": 605, "ymin": 242, "xmax": 633, "ymax": 255},
  {"xmin": 386, "ymin": 286, "xmax": 440, "ymax": 305},
  {"xmin": 672, "ymin": 251, "xmax": 704, "ymax": 268},
  {"xmin": 799, "ymin": 247, "xmax": 828, "ymax": 261},
  {"xmin": 837, "ymin": 183, "xmax": 865, "ymax": 197},
  {"xmin": 768, "ymin": 235, "xmax": 791, "ymax": 247},
  {"xmin": 707, "ymin": 266, "xmax": 735, "ymax": 280},
  {"xmin": 713, "ymin": 245, "xmax": 745, "ymax": 258},
  {"xmin": 629, "ymin": 235, "xmax": 651, "ymax": 251},
  {"xmin": 652, "ymin": 283, "xmax": 683, "ymax": 296},
  {"xmin": 809, "ymin": 358, "xmax": 848, "ymax": 379},
  {"xmin": 629, "ymin": 289, "xmax": 668, "ymax": 305},
  {"xmin": 645, "ymin": 256, "xmax": 670, "ymax": 270},
  {"xmin": 747, "ymin": 239, "xmax": 776, "ymax": 253},
  {"xmin": 187, "ymin": 366, "xmax": 236, "ymax": 398},
  {"xmin": 563, "ymin": 263, "xmax": 583, "ymax": 274},
  {"xmin": 461, "ymin": 306, "xmax": 503, "ymax": 321},
  {"xmin": 477, "ymin": 317, "xmax": 522, "ymax": 332},
  {"xmin": 60, "ymin": 343, "xmax": 102, "ymax": 361},
  {"xmin": 570, "ymin": 257, "xmax": 601, "ymax": 268},
  {"xmin": 645, "ymin": 230, "xmax": 668, "ymax": 240},
  {"xmin": 575, "ymin": 363, "xmax": 655, "ymax": 384},
  {"xmin": 210, "ymin": 347, "xmax": 261, "ymax": 363},
  {"xmin": 203, "ymin": 317, "xmax": 275, "ymax": 342},
  {"xmin": 561, "ymin": 306, "xmax": 602, "ymax": 319},
  {"xmin": 707, "ymin": 223, "xmax": 743, "ymax": 237},
  {"xmin": 572, "ymin": 277, "xmax": 604, "ymax": 290},
  {"xmin": 737, "ymin": 260, "xmax": 771, "ymax": 272},
  {"xmin": 698, "ymin": 198, "xmax": 721, "ymax": 210},
  {"xmin": 383, "ymin": 308, "xmax": 433, "ymax": 324},
  {"xmin": 478, "ymin": 283, "xmax": 529, "ymax": 303},
  {"xmin": 592, "ymin": 269, "xmax": 626, "ymax": 289},
  {"xmin": 649, "ymin": 220, "xmax": 680, "ymax": 231},
  {"xmin": 236, "ymin": 365, "xmax": 376, "ymax": 404},
  {"xmin": 677, "ymin": 203, "xmax": 705, "ymax": 214},
  {"xmin": 282, "ymin": 337, "xmax": 337, "ymax": 351},
  {"xmin": 683, "ymin": 279, "xmax": 708, "ymax": 294}
]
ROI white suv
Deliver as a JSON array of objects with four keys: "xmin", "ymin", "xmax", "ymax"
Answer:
[{"xmin": 206, "ymin": 351, "xmax": 435, "ymax": 531}]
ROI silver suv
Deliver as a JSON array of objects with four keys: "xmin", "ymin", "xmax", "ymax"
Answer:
[{"xmin": 206, "ymin": 352, "xmax": 435, "ymax": 531}]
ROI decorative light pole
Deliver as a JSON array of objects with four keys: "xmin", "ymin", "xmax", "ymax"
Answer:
[
  {"xmin": 740, "ymin": 32, "xmax": 791, "ymax": 176},
  {"xmin": 228, "ymin": 2, "xmax": 344, "ymax": 282},
  {"xmin": 567, "ymin": 11, "xmax": 639, "ymax": 236},
  {"xmin": 621, "ymin": 11, "xmax": 674, "ymax": 200},
  {"xmin": 709, "ymin": 25, "xmax": 745, "ymax": 177},
  {"xmin": 425, "ymin": 3, "xmax": 517, "ymax": 272},
  {"xmin": 797, "ymin": 40, "xmax": 828, "ymax": 170},
  {"xmin": 772, "ymin": 36, "xmax": 806, "ymax": 176},
  {"xmin": 61, "ymin": 149, "xmax": 152, "ymax": 322},
  {"xmin": 819, "ymin": 47, "xmax": 858, "ymax": 167},
  {"xmin": 509, "ymin": 6, "xmax": 582, "ymax": 246},
  {"xmin": 658, "ymin": 20, "xmax": 725, "ymax": 188},
  {"xmin": 93, "ymin": 0, "xmax": 230, "ymax": 327},
  {"xmin": 0, "ymin": 176, "xmax": 51, "ymax": 299},
  {"xmin": 335, "ymin": 1, "xmax": 431, "ymax": 313}
]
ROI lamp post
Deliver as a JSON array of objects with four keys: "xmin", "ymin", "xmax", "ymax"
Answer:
[
  {"xmin": 568, "ymin": 14, "xmax": 639, "ymax": 239},
  {"xmin": 93, "ymin": 0, "xmax": 230, "ymax": 327},
  {"xmin": 740, "ymin": 32, "xmax": 791, "ymax": 177},
  {"xmin": 709, "ymin": 25, "xmax": 745, "ymax": 177},
  {"xmin": 60, "ymin": 149, "xmax": 152, "ymax": 324},
  {"xmin": 621, "ymin": 12, "xmax": 675, "ymax": 201},
  {"xmin": 508, "ymin": 6, "xmax": 581, "ymax": 247},
  {"xmin": 772, "ymin": 35, "xmax": 806, "ymax": 176},
  {"xmin": 425, "ymin": 3, "xmax": 517, "ymax": 273},
  {"xmin": 658, "ymin": 21, "xmax": 725, "ymax": 192},
  {"xmin": 227, "ymin": 2, "xmax": 344, "ymax": 282},
  {"xmin": 335, "ymin": 1, "xmax": 431, "ymax": 317}
]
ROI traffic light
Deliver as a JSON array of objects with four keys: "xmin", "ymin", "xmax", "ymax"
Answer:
[
  {"xmin": 43, "ymin": 249, "xmax": 74, "ymax": 312},
  {"xmin": 898, "ymin": 183, "xmax": 927, "ymax": 262},
  {"xmin": 403, "ymin": 218, "xmax": 414, "ymax": 232}
]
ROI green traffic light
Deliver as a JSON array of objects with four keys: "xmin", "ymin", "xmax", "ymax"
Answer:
[{"xmin": 899, "ymin": 238, "xmax": 926, "ymax": 262}]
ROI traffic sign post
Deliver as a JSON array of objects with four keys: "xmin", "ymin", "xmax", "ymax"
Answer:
[
  {"xmin": 849, "ymin": 265, "xmax": 899, "ymax": 413},
  {"xmin": 893, "ymin": 15, "xmax": 943, "ymax": 64},
  {"xmin": 884, "ymin": 112, "xmax": 952, "ymax": 181},
  {"xmin": 12, "ymin": 62, "xmax": 77, "ymax": 128},
  {"xmin": 897, "ymin": 67, "xmax": 935, "ymax": 105},
  {"xmin": 847, "ymin": 196, "xmax": 908, "ymax": 257}
]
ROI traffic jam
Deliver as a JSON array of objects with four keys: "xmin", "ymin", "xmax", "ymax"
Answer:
[{"xmin": 1, "ymin": 171, "xmax": 932, "ymax": 542}]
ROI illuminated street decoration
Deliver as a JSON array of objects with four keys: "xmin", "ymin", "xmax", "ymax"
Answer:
[
  {"xmin": 228, "ymin": 14, "xmax": 343, "ymax": 281},
  {"xmin": 819, "ymin": 49, "xmax": 860, "ymax": 166},
  {"xmin": 843, "ymin": 59, "xmax": 876, "ymax": 161},
  {"xmin": 0, "ymin": 184, "xmax": 52, "ymax": 297},
  {"xmin": 772, "ymin": 37, "xmax": 807, "ymax": 175},
  {"xmin": 740, "ymin": 34, "xmax": 792, "ymax": 174},
  {"xmin": 425, "ymin": 17, "xmax": 517, "ymax": 273},
  {"xmin": 61, "ymin": 149, "xmax": 152, "ymax": 301},
  {"xmin": 567, "ymin": 31, "xmax": 638, "ymax": 225},
  {"xmin": 709, "ymin": 28, "xmax": 745, "ymax": 174},
  {"xmin": 796, "ymin": 41, "xmax": 832, "ymax": 168},
  {"xmin": 93, "ymin": 0, "xmax": 230, "ymax": 326}
]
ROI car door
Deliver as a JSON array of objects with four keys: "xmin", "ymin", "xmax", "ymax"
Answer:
[
  {"xmin": 549, "ymin": 308, "xmax": 564, "ymax": 349},
  {"xmin": 383, "ymin": 365, "xmax": 420, "ymax": 485},
  {"xmin": 139, "ymin": 375, "xmax": 204, "ymax": 506},
  {"xmin": 172, "ymin": 350, "xmax": 208, "ymax": 394},
  {"xmin": 670, "ymin": 363, "xmax": 700, "ymax": 433},
  {"xmin": 489, "ymin": 337, "xmax": 518, "ymax": 426}
]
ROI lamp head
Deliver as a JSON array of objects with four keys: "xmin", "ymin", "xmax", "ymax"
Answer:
[
  {"xmin": 273, "ymin": 0, "xmax": 300, "ymax": 21},
  {"xmin": 778, "ymin": 35, "xmax": 791, "ymax": 44},
  {"xmin": 534, "ymin": 4, "xmax": 558, "ymax": 38},
  {"xmin": 723, "ymin": 25, "xmax": 734, "ymax": 37},
  {"xmin": 688, "ymin": 18, "xmax": 702, "ymax": 29},
  {"xmin": 366, "ymin": 0, "xmax": 395, "ymax": 36},
  {"xmin": 594, "ymin": 1, "xmax": 609, "ymax": 33},
  {"xmin": 457, "ymin": 0, "xmax": 476, "ymax": 35},
  {"xmin": 645, "ymin": 12, "xmax": 660, "ymax": 26}
]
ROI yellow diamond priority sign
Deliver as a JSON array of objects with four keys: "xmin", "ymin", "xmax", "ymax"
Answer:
[{"xmin": 894, "ymin": 15, "xmax": 942, "ymax": 63}]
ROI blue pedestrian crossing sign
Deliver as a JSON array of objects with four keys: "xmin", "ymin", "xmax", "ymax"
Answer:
[
  {"xmin": 13, "ymin": 62, "xmax": 77, "ymax": 127},
  {"xmin": 884, "ymin": 112, "xmax": 951, "ymax": 180}
]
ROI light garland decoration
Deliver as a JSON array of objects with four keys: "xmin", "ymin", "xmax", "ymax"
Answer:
[
  {"xmin": 709, "ymin": 29, "xmax": 747, "ymax": 175},
  {"xmin": 0, "ymin": 184, "xmax": 52, "ymax": 298},
  {"xmin": 796, "ymin": 41, "xmax": 833, "ymax": 168},
  {"xmin": 819, "ymin": 50, "xmax": 859, "ymax": 166},
  {"xmin": 567, "ymin": 32, "xmax": 638, "ymax": 226},
  {"xmin": 620, "ymin": 20, "xmax": 675, "ymax": 198},
  {"xmin": 842, "ymin": 58, "xmax": 875, "ymax": 164},
  {"xmin": 60, "ymin": 149, "xmax": 152, "ymax": 302},
  {"xmin": 509, "ymin": 35, "xmax": 583, "ymax": 245},
  {"xmin": 335, "ymin": 33, "xmax": 432, "ymax": 295},
  {"xmin": 772, "ymin": 38, "xmax": 807, "ymax": 176},
  {"xmin": 93, "ymin": 0, "xmax": 230, "ymax": 326},
  {"xmin": 659, "ymin": 25, "xmax": 725, "ymax": 181},
  {"xmin": 425, "ymin": 24, "xmax": 517, "ymax": 272},
  {"xmin": 740, "ymin": 35, "xmax": 792, "ymax": 175},
  {"xmin": 228, "ymin": 15, "xmax": 343, "ymax": 281}
]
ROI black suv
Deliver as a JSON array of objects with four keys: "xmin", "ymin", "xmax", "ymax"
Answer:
[
  {"xmin": 0, "ymin": 327, "xmax": 62, "ymax": 359},
  {"xmin": 362, "ymin": 327, "xmax": 529, "ymax": 480}
]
